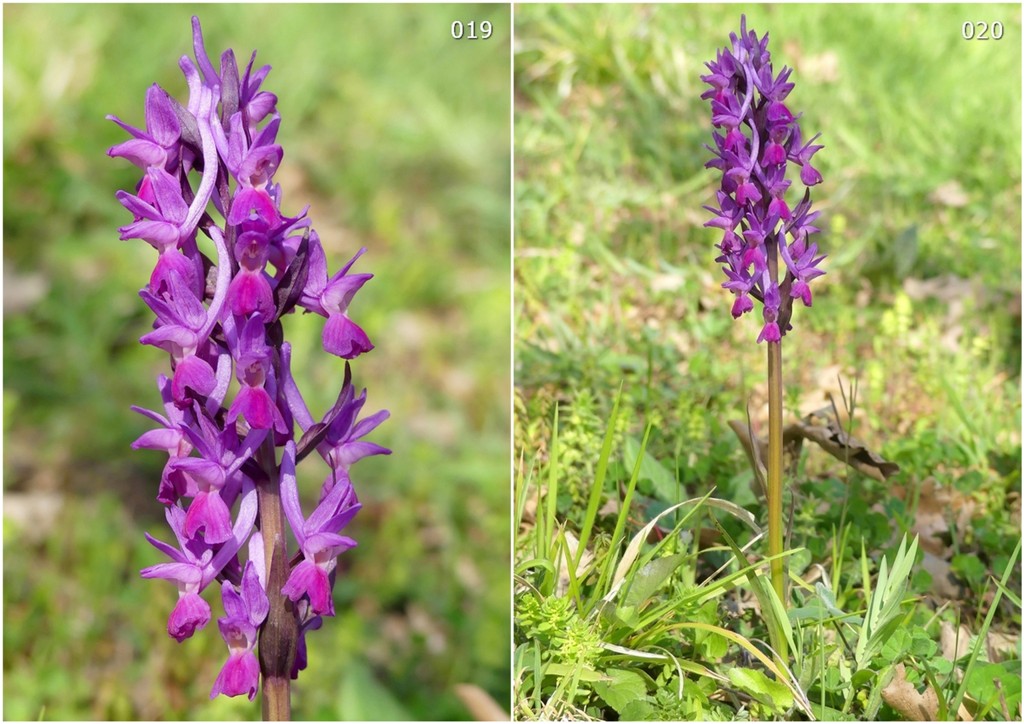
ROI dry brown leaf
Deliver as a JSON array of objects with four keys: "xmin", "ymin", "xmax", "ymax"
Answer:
[
  {"xmin": 729, "ymin": 405, "xmax": 899, "ymax": 486},
  {"xmin": 941, "ymin": 620, "xmax": 974, "ymax": 662},
  {"xmin": 454, "ymin": 683, "xmax": 509, "ymax": 721},
  {"xmin": 921, "ymin": 551, "xmax": 965, "ymax": 600},
  {"xmin": 791, "ymin": 406, "xmax": 900, "ymax": 481},
  {"xmin": 987, "ymin": 630, "xmax": 1020, "ymax": 663},
  {"xmin": 882, "ymin": 663, "xmax": 973, "ymax": 721},
  {"xmin": 912, "ymin": 478, "xmax": 977, "ymax": 557},
  {"xmin": 930, "ymin": 180, "xmax": 970, "ymax": 208}
]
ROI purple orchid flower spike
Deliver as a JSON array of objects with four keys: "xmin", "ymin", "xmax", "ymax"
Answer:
[
  {"xmin": 703, "ymin": 15, "xmax": 826, "ymax": 341},
  {"xmin": 114, "ymin": 16, "xmax": 388, "ymax": 712},
  {"xmin": 702, "ymin": 14, "xmax": 828, "ymax": 618}
]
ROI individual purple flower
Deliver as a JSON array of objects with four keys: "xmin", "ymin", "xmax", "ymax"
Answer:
[
  {"xmin": 321, "ymin": 384, "xmax": 391, "ymax": 474},
  {"xmin": 703, "ymin": 16, "xmax": 825, "ymax": 342},
  {"xmin": 301, "ymin": 236, "xmax": 374, "ymax": 359},
  {"xmin": 106, "ymin": 84, "xmax": 181, "ymax": 171},
  {"xmin": 211, "ymin": 559, "xmax": 269, "ymax": 700},
  {"xmin": 225, "ymin": 314, "xmax": 287, "ymax": 434},
  {"xmin": 139, "ymin": 271, "xmax": 218, "ymax": 406},
  {"xmin": 279, "ymin": 442, "xmax": 360, "ymax": 616},
  {"xmin": 140, "ymin": 484, "xmax": 257, "ymax": 641},
  {"xmin": 227, "ymin": 231, "xmax": 276, "ymax": 318}
]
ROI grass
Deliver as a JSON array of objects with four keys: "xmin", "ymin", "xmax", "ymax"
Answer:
[
  {"xmin": 3, "ymin": 4, "xmax": 510, "ymax": 719},
  {"xmin": 514, "ymin": 4, "xmax": 1021, "ymax": 720}
]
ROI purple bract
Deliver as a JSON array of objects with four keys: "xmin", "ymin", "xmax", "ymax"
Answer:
[
  {"xmin": 111, "ymin": 17, "xmax": 390, "ymax": 700},
  {"xmin": 702, "ymin": 15, "xmax": 826, "ymax": 343}
]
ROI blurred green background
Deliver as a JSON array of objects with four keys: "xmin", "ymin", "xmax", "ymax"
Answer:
[{"xmin": 4, "ymin": 4, "xmax": 510, "ymax": 720}]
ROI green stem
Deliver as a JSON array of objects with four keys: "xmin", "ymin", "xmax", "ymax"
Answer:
[
  {"xmin": 256, "ymin": 436, "xmax": 297, "ymax": 721},
  {"xmin": 767, "ymin": 338, "xmax": 787, "ymax": 655}
]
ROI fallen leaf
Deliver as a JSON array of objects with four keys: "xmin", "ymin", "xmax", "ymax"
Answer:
[
  {"xmin": 729, "ymin": 405, "xmax": 900, "ymax": 485},
  {"xmin": 912, "ymin": 477, "xmax": 976, "ymax": 557},
  {"xmin": 930, "ymin": 180, "xmax": 970, "ymax": 208},
  {"xmin": 921, "ymin": 551, "xmax": 965, "ymax": 600},
  {"xmin": 791, "ymin": 405, "xmax": 900, "ymax": 481},
  {"xmin": 882, "ymin": 663, "xmax": 973, "ymax": 721}
]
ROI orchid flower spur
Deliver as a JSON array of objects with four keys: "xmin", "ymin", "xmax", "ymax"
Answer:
[
  {"xmin": 702, "ymin": 16, "xmax": 825, "ymax": 633},
  {"xmin": 111, "ymin": 17, "xmax": 390, "ymax": 717}
]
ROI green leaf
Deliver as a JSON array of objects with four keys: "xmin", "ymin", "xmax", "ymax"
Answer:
[
  {"xmin": 909, "ymin": 629, "xmax": 938, "ymax": 658},
  {"xmin": 544, "ymin": 663, "xmax": 605, "ymax": 682},
  {"xmin": 337, "ymin": 660, "xmax": 414, "ymax": 721},
  {"xmin": 623, "ymin": 436, "xmax": 678, "ymax": 502},
  {"xmin": 951, "ymin": 553, "xmax": 987, "ymax": 585},
  {"xmin": 727, "ymin": 667, "xmax": 794, "ymax": 712},
  {"xmin": 619, "ymin": 697, "xmax": 657, "ymax": 721},
  {"xmin": 593, "ymin": 668, "xmax": 649, "ymax": 714},
  {"xmin": 880, "ymin": 627, "xmax": 911, "ymax": 663},
  {"xmin": 695, "ymin": 628, "xmax": 729, "ymax": 660},
  {"xmin": 623, "ymin": 553, "xmax": 688, "ymax": 607},
  {"xmin": 811, "ymin": 702, "xmax": 857, "ymax": 721},
  {"xmin": 964, "ymin": 661, "xmax": 1022, "ymax": 715}
]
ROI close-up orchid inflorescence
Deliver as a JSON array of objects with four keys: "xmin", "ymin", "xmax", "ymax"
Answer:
[
  {"xmin": 702, "ymin": 15, "xmax": 826, "ymax": 344},
  {"xmin": 109, "ymin": 17, "xmax": 389, "ymax": 710}
]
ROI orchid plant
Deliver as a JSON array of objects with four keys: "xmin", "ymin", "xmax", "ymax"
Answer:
[
  {"xmin": 109, "ymin": 17, "xmax": 389, "ymax": 718},
  {"xmin": 702, "ymin": 16, "xmax": 825, "ymax": 629}
]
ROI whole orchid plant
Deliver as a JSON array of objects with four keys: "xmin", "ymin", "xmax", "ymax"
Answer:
[
  {"xmin": 109, "ymin": 17, "xmax": 389, "ymax": 718},
  {"xmin": 702, "ymin": 16, "xmax": 825, "ymax": 624}
]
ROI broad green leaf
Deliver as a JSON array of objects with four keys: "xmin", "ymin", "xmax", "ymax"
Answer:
[
  {"xmin": 593, "ymin": 669, "xmax": 649, "ymax": 714},
  {"xmin": 619, "ymin": 698, "xmax": 657, "ymax": 720},
  {"xmin": 727, "ymin": 667, "xmax": 794, "ymax": 712},
  {"xmin": 964, "ymin": 661, "xmax": 1022, "ymax": 715},
  {"xmin": 623, "ymin": 436, "xmax": 678, "ymax": 502},
  {"xmin": 909, "ymin": 630, "xmax": 938, "ymax": 658},
  {"xmin": 337, "ymin": 660, "xmax": 414, "ymax": 721},
  {"xmin": 811, "ymin": 702, "xmax": 857, "ymax": 721},
  {"xmin": 879, "ymin": 627, "xmax": 911, "ymax": 663},
  {"xmin": 543, "ymin": 663, "xmax": 605, "ymax": 682},
  {"xmin": 623, "ymin": 553, "xmax": 688, "ymax": 607}
]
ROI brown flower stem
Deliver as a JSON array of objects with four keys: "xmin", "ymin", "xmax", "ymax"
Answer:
[
  {"xmin": 767, "ymin": 338, "xmax": 787, "ymax": 657},
  {"xmin": 256, "ymin": 434, "xmax": 297, "ymax": 721}
]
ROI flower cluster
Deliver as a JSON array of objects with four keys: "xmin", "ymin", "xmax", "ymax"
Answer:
[
  {"xmin": 702, "ymin": 16, "xmax": 826, "ymax": 343},
  {"xmin": 111, "ymin": 17, "xmax": 389, "ymax": 700}
]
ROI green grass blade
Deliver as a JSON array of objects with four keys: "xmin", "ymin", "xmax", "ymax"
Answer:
[
  {"xmin": 595, "ymin": 421, "xmax": 653, "ymax": 601},
  {"xmin": 948, "ymin": 537, "xmax": 1022, "ymax": 717},
  {"xmin": 574, "ymin": 385, "xmax": 622, "ymax": 571}
]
